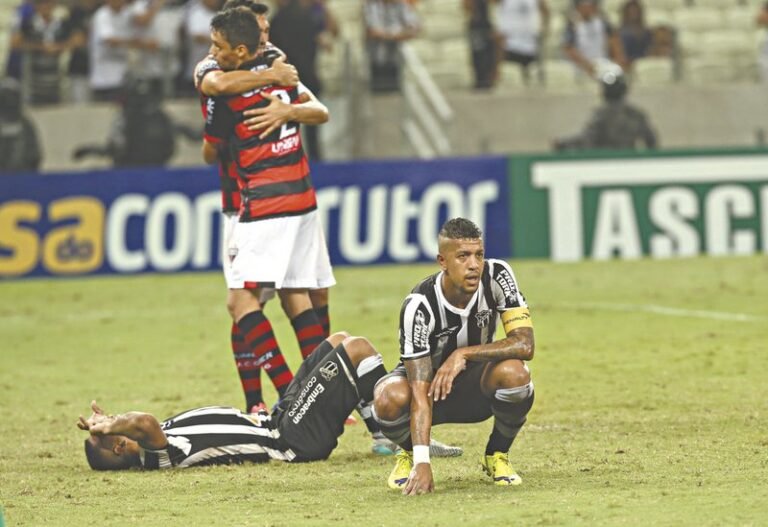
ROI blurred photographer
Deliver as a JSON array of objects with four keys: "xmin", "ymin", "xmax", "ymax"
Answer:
[
  {"xmin": 0, "ymin": 77, "xmax": 43, "ymax": 173},
  {"xmin": 554, "ymin": 64, "xmax": 657, "ymax": 151}
]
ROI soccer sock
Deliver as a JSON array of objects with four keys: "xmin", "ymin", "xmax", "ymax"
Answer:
[
  {"xmin": 237, "ymin": 310, "xmax": 293, "ymax": 398},
  {"xmin": 355, "ymin": 354, "xmax": 387, "ymax": 434},
  {"xmin": 231, "ymin": 322, "xmax": 263, "ymax": 409},
  {"xmin": 313, "ymin": 304, "xmax": 330, "ymax": 339},
  {"xmin": 485, "ymin": 382, "xmax": 535, "ymax": 455},
  {"xmin": 290, "ymin": 309, "xmax": 326, "ymax": 359}
]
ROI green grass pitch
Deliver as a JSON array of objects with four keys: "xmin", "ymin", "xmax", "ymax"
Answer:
[{"xmin": 1, "ymin": 256, "xmax": 767, "ymax": 526}]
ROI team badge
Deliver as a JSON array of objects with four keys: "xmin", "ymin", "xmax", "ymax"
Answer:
[
  {"xmin": 320, "ymin": 361, "xmax": 339, "ymax": 381},
  {"xmin": 475, "ymin": 310, "xmax": 492, "ymax": 328}
]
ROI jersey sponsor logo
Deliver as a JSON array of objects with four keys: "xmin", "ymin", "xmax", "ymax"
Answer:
[
  {"xmin": 319, "ymin": 361, "xmax": 338, "ymax": 381},
  {"xmin": 433, "ymin": 326, "xmax": 459, "ymax": 339},
  {"xmin": 287, "ymin": 376, "xmax": 326, "ymax": 425},
  {"xmin": 475, "ymin": 309, "xmax": 492, "ymax": 328},
  {"xmin": 494, "ymin": 267, "xmax": 518, "ymax": 305},
  {"xmin": 271, "ymin": 135, "xmax": 300, "ymax": 155},
  {"xmin": 412, "ymin": 308, "xmax": 429, "ymax": 350},
  {"xmin": 205, "ymin": 99, "xmax": 215, "ymax": 124}
]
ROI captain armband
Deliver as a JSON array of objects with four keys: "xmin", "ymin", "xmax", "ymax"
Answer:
[{"xmin": 501, "ymin": 307, "xmax": 533, "ymax": 332}]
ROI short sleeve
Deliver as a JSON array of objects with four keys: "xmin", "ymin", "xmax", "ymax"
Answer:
[
  {"xmin": 194, "ymin": 57, "xmax": 221, "ymax": 90},
  {"xmin": 489, "ymin": 259, "xmax": 528, "ymax": 311},
  {"xmin": 399, "ymin": 294, "xmax": 434, "ymax": 360}
]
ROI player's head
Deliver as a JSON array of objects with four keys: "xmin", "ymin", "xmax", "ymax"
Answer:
[
  {"xmin": 223, "ymin": 0, "xmax": 271, "ymax": 45},
  {"xmin": 209, "ymin": 8, "xmax": 263, "ymax": 70},
  {"xmin": 437, "ymin": 218, "xmax": 485, "ymax": 296},
  {"xmin": 83, "ymin": 435, "xmax": 141, "ymax": 471}
]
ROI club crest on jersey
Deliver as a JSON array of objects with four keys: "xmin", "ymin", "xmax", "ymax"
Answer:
[
  {"xmin": 475, "ymin": 310, "xmax": 492, "ymax": 328},
  {"xmin": 320, "ymin": 361, "xmax": 339, "ymax": 381}
]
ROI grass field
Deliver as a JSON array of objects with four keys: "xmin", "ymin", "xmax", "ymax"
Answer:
[{"xmin": 1, "ymin": 256, "xmax": 767, "ymax": 526}]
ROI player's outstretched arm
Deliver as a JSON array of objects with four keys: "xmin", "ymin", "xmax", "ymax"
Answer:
[
  {"xmin": 77, "ymin": 400, "xmax": 168, "ymax": 450},
  {"xmin": 198, "ymin": 56, "xmax": 298, "ymax": 97},
  {"xmin": 242, "ymin": 88, "xmax": 329, "ymax": 139},
  {"xmin": 403, "ymin": 356, "xmax": 435, "ymax": 496}
]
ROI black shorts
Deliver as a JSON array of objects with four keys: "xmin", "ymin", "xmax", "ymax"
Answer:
[
  {"xmin": 274, "ymin": 343, "xmax": 361, "ymax": 461},
  {"xmin": 385, "ymin": 362, "xmax": 493, "ymax": 425}
]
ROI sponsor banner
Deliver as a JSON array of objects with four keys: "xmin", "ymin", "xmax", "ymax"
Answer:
[
  {"xmin": 509, "ymin": 150, "xmax": 768, "ymax": 261},
  {"xmin": 0, "ymin": 157, "xmax": 510, "ymax": 279}
]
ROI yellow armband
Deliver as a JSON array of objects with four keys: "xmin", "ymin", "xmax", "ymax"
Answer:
[{"xmin": 501, "ymin": 307, "xmax": 533, "ymax": 333}]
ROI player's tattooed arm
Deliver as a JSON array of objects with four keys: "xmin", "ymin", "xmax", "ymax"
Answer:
[
  {"xmin": 405, "ymin": 356, "xmax": 434, "ymax": 449},
  {"xmin": 462, "ymin": 327, "xmax": 535, "ymax": 362}
]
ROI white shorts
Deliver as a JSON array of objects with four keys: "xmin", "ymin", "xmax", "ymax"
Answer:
[
  {"xmin": 221, "ymin": 212, "xmax": 275, "ymax": 302},
  {"xmin": 226, "ymin": 210, "xmax": 336, "ymax": 291}
]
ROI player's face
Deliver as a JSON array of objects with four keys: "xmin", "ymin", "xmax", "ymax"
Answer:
[
  {"xmin": 257, "ymin": 14, "xmax": 270, "ymax": 46},
  {"xmin": 438, "ymin": 238, "xmax": 484, "ymax": 296},
  {"xmin": 209, "ymin": 30, "xmax": 243, "ymax": 70}
]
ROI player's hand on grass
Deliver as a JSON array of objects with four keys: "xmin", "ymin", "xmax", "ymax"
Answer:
[
  {"xmin": 270, "ymin": 56, "xmax": 298, "ymax": 87},
  {"xmin": 403, "ymin": 463, "xmax": 434, "ymax": 496},
  {"xmin": 429, "ymin": 352, "xmax": 467, "ymax": 401},
  {"xmin": 243, "ymin": 92, "xmax": 294, "ymax": 139}
]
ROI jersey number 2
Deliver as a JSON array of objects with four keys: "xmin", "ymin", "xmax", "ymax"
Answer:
[{"xmin": 272, "ymin": 89, "xmax": 298, "ymax": 139}]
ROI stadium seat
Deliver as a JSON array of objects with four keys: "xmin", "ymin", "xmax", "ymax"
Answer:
[
  {"xmin": 701, "ymin": 30, "xmax": 756, "ymax": 56},
  {"xmin": 676, "ymin": 30, "xmax": 703, "ymax": 57},
  {"xmin": 497, "ymin": 62, "xmax": 527, "ymax": 90},
  {"xmin": 645, "ymin": 8, "xmax": 675, "ymax": 27},
  {"xmin": 633, "ymin": 57, "xmax": 676, "ymax": 86},
  {"xmin": 691, "ymin": 0, "xmax": 740, "ymax": 8},
  {"xmin": 423, "ymin": 13, "xmax": 463, "ymax": 40},
  {"xmin": 410, "ymin": 39, "xmax": 439, "ymax": 63},
  {"xmin": 725, "ymin": 8, "xmax": 757, "ymax": 30},
  {"xmin": 543, "ymin": 60, "xmax": 584, "ymax": 92},
  {"xmin": 648, "ymin": 0, "xmax": 686, "ymax": 10},
  {"xmin": 673, "ymin": 7, "xmax": 723, "ymax": 32},
  {"xmin": 684, "ymin": 56, "xmax": 742, "ymax": 84}
]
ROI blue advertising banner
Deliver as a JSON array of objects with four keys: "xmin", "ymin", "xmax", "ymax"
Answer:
[{"xmin": 0, "ymin": 157, "xmax": 510, "ymax": 279}]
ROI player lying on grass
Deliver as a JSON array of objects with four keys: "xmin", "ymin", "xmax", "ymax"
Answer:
[
  {"xmin": 374, "ymin": 218, "xmax": 536, "ymax": 494},
  {"xmin": 79, "ymin": 332, "xmax": 389, "ymax": 469}
]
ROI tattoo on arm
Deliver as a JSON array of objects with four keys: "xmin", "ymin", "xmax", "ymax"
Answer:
[
  {"xmin": 462, "ymin": 327, "xmax": 535, "ymax": 362},
  {"xmin": 405, "ymin": 356, "xmax": 434, "ymax": 447}
]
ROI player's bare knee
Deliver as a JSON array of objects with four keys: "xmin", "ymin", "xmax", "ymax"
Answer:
[
  {"xmin": 325, "ymin": 331, "xmax": 350, "ymax": 349},
  {"xmin": 373, "ymin": 377, "xmax": 411, "ymax": 420},
  {"xmin": 483, "ymin": 359, "xmax": 531, "ymax": 393},
  {"xmin": 341, "ymin": 336, "xmax": 374, "ymax": 364}
]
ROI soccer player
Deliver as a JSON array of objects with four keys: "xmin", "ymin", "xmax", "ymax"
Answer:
[
  {"xmin": 79, "ymin": 333, "xmax": 387, "ymax": 470},
  {"xmin": 373, "ymin": 218, "xmax": 536, "ymax": 494},
  {"xmin": 195, "ymin": 0, "xmax": 332, "ymax": 413}
]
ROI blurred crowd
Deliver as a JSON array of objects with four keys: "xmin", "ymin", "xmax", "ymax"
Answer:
[{"xmin": 3, "ymin": 0, "xmax": 339, "ymax": 105}]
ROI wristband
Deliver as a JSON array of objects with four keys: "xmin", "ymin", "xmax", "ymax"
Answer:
[{"xmin": 413, "ymin": 444, "xmax": 430, "ymax": 465}]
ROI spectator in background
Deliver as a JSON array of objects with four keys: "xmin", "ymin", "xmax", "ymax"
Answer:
[
  {"xmin": 618, "ymin": 0, "xmax": 651, "ymax": 67},
  {"xmin": 0, "ymin": 78, "xmax": 42, "ymax": 173},
  {"xmin": 496, "ymin": 0, "xmax": 549, "ymax": 83},
  {"xmin": 89, "ymin": 0, "xmax": 135, "ymax": 101},
  {"xmin": 553, "ymin": 65, "xmax": 656, "ymax": 151},
  {"xmin": 463, "ymin": 0, "xmax": 498, "ymax": 90},
  {"xmin": 5, "ymin": 1, "xmax": 36, "ymax": 80},
  {"xmin": 10, "ymin": 0, "xmax": 76, "ymax": 105},
  {"xmin": 562, "ymin": 0, "xmax": 626, "ymax": 78},
  {"xmin": 757, "ymin": 2, "xmax": 768, "ymax": 82},
  {"xmin": 363, "ymin": 0, "xmax": 421, "ymax": 93},
  {"xmin": 183, "ymin": 0, "xmax": 224, "ymax": 90},
  {"xmin": 129, "ymin": 0, "xmax": 181, "ymax": 97},
  {"xmin": 62, "ymin": 0, "xmax": 100, "ymax": 103},
  {"xmin": 270, "ymin": 0, "xmax": 329, "ymax": 160}
]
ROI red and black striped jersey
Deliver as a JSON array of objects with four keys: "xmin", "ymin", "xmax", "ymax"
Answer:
[
  {"xmin": 199, "ymin": 94, "xmax": 241, "ymax": 213},
  {"xmin": 203, "ymin": 57, "xmax": 316, "ymax": 223}
]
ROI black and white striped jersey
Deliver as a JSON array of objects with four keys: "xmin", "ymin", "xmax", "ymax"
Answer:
[
  {"xmin": 398, "ymin": 259, "xmax": 528, "ymax": 370},
  {"xmin": 140, "ymin": 406, "xmax": 296, "ymax": 469}
]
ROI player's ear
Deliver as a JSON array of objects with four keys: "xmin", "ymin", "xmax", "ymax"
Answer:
[{"xmin": 436, "ymin": 253, "xmax": 446, "ymax": 270}]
